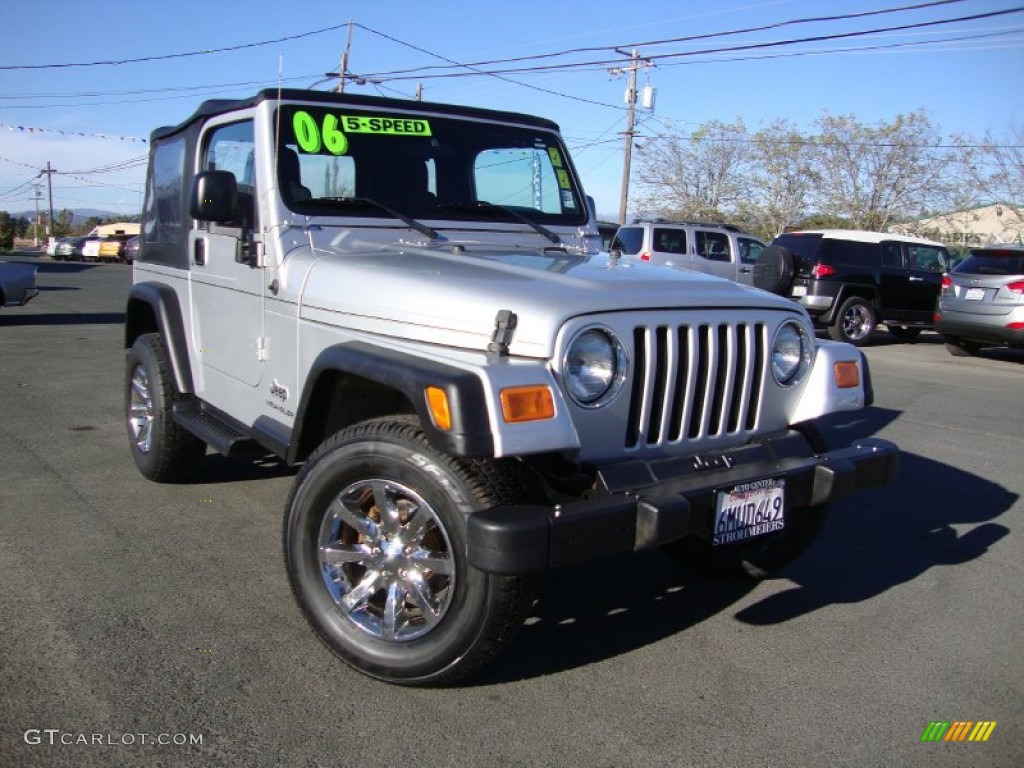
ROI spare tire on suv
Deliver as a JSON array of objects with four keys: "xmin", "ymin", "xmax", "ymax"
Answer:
[{"xmin": 753, "ymin": 245, "xmax": 796, "ymax": 295}]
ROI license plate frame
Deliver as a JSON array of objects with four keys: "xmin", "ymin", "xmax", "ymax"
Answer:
[
  {"xmin": 713, "ymin": 478, "xmax": 786, "ymax": 546},
  {"xmin": 964, "ymin": 287, "xmax": 985, "ymax": 301}
]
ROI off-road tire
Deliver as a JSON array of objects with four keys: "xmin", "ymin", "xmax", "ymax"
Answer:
[
  {"xmin": 284, "ymin": 416, "xmax": 538, "ymax": 686},
  {"xmin": 829, "ymin": 297, "xmax": 878, "ymax": 346},
  {"xmin": 886, "ymin": 325, "xmax": 921, "ymax": 342},
  {"xmin": 662, "ymin": 424, "xmax": 830, "ymax": 580},
  {"xmin": 753, "ymin": 245, "xmax": 796, "ymax": 295},
  {"xmin": 125, "ymin": 333, "xmax": 206, "ymax": 482}
]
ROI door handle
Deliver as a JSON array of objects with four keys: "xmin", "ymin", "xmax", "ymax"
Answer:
[
  {"xmin": 194, "ymin": 239, "xmax": 206, "ymax": 266},
  {"xmin": 908, "ymin": 276, "xmax": 924, "ymax": 282}
]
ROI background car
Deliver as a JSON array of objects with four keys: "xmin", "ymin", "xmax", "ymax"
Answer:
[
  {"xmin": 124, "ymin": 236, "xmax": 140, "ymax": 264},
  {"xmin": 0, "ymin": 261, "xmax": 39, "ymax": 308},
  {"xmin": 935, "ymin": 243, "xmax": 1024, "ymax": 356},
  {"xmin": 757, "ymin": 229, "xmax": 950, "ymax": 345},
  {"xmin": 54, "ymin": 236, "xmax": 100, "ymax": 261},
  {"xmin": 96, "ymin": 234, "xmax": 135, "ymax": 263},
  {"xmin": 611, "ymin": 219, "xmax": 767, "ymax": 285}
]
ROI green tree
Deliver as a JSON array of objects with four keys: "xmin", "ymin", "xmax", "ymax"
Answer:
[
  {"xmin": 0, "ymin": 211, "xmax": 15, "ymax": 250},
  {"xmin": 811, "ymin": 111, "xmax": 955, "ymax": 231},
  {"xmin": 634, "ymin": 120, "xmax": 750, "ymax": 222}
]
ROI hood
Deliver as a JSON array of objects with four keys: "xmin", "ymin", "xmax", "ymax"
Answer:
[{"xmin": 296, "ymin": 242, "xmax": 799, "ymax": 358}]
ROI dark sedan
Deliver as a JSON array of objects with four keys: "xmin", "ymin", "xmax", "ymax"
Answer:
[{"xmin": 936, "ymin": 244, "xmax": 1024, "ymax": 356}]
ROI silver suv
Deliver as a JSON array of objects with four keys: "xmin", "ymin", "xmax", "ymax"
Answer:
[
  {"xmin": 611, "ymin": 219, "xmax": 767, "ymax": 285},
  {"xmin": 124, "ymin": 89, "xmax": 897, "ymax": 685}
]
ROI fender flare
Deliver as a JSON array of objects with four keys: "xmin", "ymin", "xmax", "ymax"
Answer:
[
  {"xmin": 289, "ymin": 341, "xmax": 495, "ymax": 463},
  {"xmin": 124, "ymin": 281, "xmax": 195, "ymax": 394}
]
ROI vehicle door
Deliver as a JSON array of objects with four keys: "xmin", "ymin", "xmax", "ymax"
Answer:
[
  {"xmin": 903, "ymin": 243, "xmax": 948, "ymax": 317},
  {"xmin": 188, "ymin": 116, "xmax": 265, "ymax": 397},
  {"xmin": 735, "ymin": 236, "xmax": 764, "ymax": 286},
  {"xmin": 693, "ymin": 229, "xmax": 735, "ymax": 280}
]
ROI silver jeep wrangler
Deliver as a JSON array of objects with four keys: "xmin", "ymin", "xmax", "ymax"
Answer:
[{"xmin": 124, "ymin": 89, "xmax": 897, "ymax": 685}]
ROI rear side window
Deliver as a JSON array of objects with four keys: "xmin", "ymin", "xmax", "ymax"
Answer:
[
  {"xmin": 823, "ymin": 239, "xmax": 877, "ymax": 266},
  {"xmin": 956, "ymin": 250, "xmax": 1024, "ymax": 275},
  {"xmin": 611, "ymin": 227, "xmax": 644, "ymax": 255},
  {"xmin": 652, "ymin": 227, "xmax": 687, "ymax": 255},
  {"xmin": 141, "ymin": 134, "xmax": 186, "ymax": 261},
  {"xmin": 772, "ymin": 234, "xmax": 822, "ymax": 261},
  {"xmin": 906, "ymin": 245, "xmax": 948, "ymax": 273}
]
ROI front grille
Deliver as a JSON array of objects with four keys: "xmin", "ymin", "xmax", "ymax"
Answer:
[{"xmin": 625, "ymin": 322, "xmax": 766, "ymax": 448}]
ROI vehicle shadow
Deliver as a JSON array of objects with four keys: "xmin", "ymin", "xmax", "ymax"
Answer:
[
  {"xmin": 470, "ymin": 408, "xmax": 1015, "ymax": 685},
  {"xmin": 0, "ymin": 312, "xmax": 125, "ymax": 326}
]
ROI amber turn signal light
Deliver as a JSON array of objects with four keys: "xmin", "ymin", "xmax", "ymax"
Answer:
[
  {"xmin": 425, "ymin": 386, "xmax": 452, "ymax": 431},
  {"xmin": 834, "ymin": 361, "xmax": 860, "ymax": 389},
  {"xmin": 500, "ymin": 386, "xmax": 555, "ymax": 423}
]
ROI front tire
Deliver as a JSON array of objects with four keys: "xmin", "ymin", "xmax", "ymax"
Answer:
[
  {"xmin": 829, "ymin": 297, "xmax": 878, "ymax": 345},
  {"xmin": 125, "ymin": 333, "xmax": 206, "ymax": 482},
  {"xmin": 284, "ymin": 416, "xmax": 537, "ymax": 685}
]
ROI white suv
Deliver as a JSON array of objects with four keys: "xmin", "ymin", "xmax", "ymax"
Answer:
[{"xmin": 611, "ymin": 219, "xmax": 767, "ymax": 285}]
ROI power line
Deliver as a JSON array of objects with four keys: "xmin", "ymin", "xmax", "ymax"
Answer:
[
  {"xmin": 0, "ymin": 23, "xmax": 351, "ymax": 70},
  {"xmin": 360, "ymin": 0, "xmax": 972, "ymax": 77},
  {"xmin": 363, "ymin": 6, "xmax": 1024, "ymax": 82}
]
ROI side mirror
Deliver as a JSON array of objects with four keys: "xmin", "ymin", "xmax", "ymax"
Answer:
[{"xmin": 190, "ymin": 171, "xmax": 239, "ymax": 223}]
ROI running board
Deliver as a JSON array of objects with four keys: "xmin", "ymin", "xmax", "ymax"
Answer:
[{"xmin": 172, "ymin": 404, "xmax": 260, "ymax": 457}]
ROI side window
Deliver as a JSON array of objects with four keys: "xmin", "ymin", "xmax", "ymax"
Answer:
[
  {"xmin": 907, "ymin": 245, "xmax": 948, "ymax": 272},
  {"xmin": 881, "ymin": 242, "xmax": 903, "ymax": 268},
  {"xmin": 696, "ymin": 230, "xmax": 731, "ymax": 262},
  {"xmin": 653, "ymin": 228, "xmax": 686, "ymax": 254},
  {"xmin": 142, "ymin": 134, "xmax": 186, "ymax": 250},
  {"xmin": 826, "ymin": 239, "xmax": 877, "ymax": 266},
  {"xmin": 738, "ymin": 237, "xmax": 764, "ymax": 265},
  {"xmin": 202, "ymin": 120, "xmax": 256, "ymax": 227}
]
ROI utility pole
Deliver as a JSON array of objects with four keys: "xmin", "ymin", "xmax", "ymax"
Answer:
[
  {"xmin": 41, "ymin": 161, "xmax": 56, "ymax": 243},
  {"xmin": 338, "ymin": 20, "xmax": 354, "ymax": 93},
  {"xmin": 610, "ymin": 50, "xmax": 652, "ymax": 225},
  {"xmin": 32, "ymin": 184, "xmax": 41, "ymax": 246},
  {"xmin": 415, "ymin": 83, "xmax": 423, "ymax": 101}
]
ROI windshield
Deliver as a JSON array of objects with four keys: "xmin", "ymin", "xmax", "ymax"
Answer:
[
  {"xmin": 275, "ymin": 104, "xmax": 586, "ymax": 226},
  {"xmin": 955, "ymin": 249, "xmax": 1024, "ymax": 276}
]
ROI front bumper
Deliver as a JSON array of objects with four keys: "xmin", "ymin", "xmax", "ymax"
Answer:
[{"xmin": 467, "ymin": 431, "xmax": 898, "ymax": 574}]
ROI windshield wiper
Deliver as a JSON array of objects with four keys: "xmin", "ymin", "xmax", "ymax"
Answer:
[
  {"xmin": 304, "ymin": 196, "xmax": 441, "ymax": 241},
  {"xmin": 441, "ymin": 201, "xmax": 561, "ymax": 244}
]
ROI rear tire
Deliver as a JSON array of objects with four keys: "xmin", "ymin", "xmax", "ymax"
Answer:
[
  {"xmin": 125, "ymin": 333, "xmax": 206, "ymax": 482},
  {"xmin": 828, "ymin": 297, "xmax": 878, "ymax": 346},
  {"xmin": 753, "ymin": 245, "xmax": 796, "ymax": 295},
  {"xmin": 284, "ymin": 416, "xmax": 538, "ymax": 685}
]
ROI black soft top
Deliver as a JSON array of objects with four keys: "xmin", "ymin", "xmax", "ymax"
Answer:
[{"xmin": 151, "ymin": 88, "xmax": 561, "ymax": 142}]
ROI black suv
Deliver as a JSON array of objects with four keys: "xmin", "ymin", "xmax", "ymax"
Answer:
[{"xmin": 755, "ymin": 229, "xmax": 950, "ymax": 345}]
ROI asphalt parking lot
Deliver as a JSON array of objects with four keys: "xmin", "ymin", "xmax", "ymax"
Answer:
[{"xmin": 1, "ymin": 253, "xmax": 1021, "ymax": 768}]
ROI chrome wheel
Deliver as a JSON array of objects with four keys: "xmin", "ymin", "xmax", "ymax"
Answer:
[
  {"xmin": 128, "ymin": 364, "xmax": 155, "ymax": 453},
  {"xmin": 841, "ymin": 305, "xmax": 872, "ymax": 341},
  {"xmin": 318, "ymin": 478, "xmax": 455, "ymax": 642}
]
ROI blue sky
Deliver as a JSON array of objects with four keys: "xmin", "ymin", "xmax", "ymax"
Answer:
[{"xmin": 1, "ymin": 0, "xmax": 1021, "ymax": 219}]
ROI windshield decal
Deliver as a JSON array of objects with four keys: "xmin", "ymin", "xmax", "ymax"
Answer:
[{"xmin": 290, "ymin": 110, "xmax": 432, "ymax": 156}]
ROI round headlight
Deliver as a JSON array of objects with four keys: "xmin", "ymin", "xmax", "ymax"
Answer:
[
  {"xmin": 563, "ymin": 328, "xmax": 626, "ymax": 407},
  {"xmin": 771, "ymin": 321, "xmax": 812, "ymax": 386}
]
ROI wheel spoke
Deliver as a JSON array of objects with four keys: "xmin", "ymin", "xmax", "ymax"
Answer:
[
  {"xmin": 320, "ymin": 543, "xmax": 371, "ymax": 566},
  {"xmin": 340, "ymin": 569, "xmax": 382, "ymax": 615},
  {"xmin": 402, "ymin": 508, "xmax": 432, "ymax": 544},
  {"xmin": 382, "ymin": 580, "xmax": 406, "ymax": 640},
  {"xmin": 371, "ymin": 480, "xmax": 402, "ymax": 534},
  {"xmin": 410, "ymin": 550, "xmax": 453, "ymax": 576},
  {"xmin": 331, "ymin": 498, "xmax": 378, "ymax": 540},
  {"xmin": 403, "ymin": 572, "xmax": 443, "ymax": 627}
]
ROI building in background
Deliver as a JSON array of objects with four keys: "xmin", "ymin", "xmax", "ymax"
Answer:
[{"xmin": 892, "ymin": 202, "xmax": 1023, "ymax": 249}]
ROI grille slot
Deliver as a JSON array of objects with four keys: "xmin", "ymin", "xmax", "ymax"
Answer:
[{"xmin": 625, "ymin": 321, "xmax": 766, "ymax": 449}]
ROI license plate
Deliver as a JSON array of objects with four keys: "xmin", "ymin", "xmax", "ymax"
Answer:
[
  {"xmin": 964, "ymin": 287, "xmax": 985, "ymax": 301},
  {"xmin": 713, "ymin": 479, "xmax": 785, "ymax": 546},
  {"xmin": 791, "ymin": 286, "xmax": 807, "ymax": 298}
]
